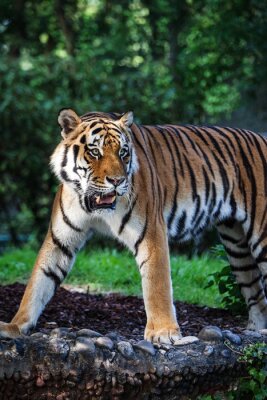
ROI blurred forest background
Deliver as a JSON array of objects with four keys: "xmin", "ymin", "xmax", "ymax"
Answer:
[{"xmin": 1, "ymin": 0, "xmax": 267, "ymax": 250}]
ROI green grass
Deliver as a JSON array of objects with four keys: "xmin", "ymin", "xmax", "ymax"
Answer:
[{"xmin": 0, "ymin": 246, "xmax": 225, "ymax": 308}]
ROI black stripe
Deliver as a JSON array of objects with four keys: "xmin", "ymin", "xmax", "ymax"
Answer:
[
  {"xmin": 248, "ymin": 288, "xmax": 265, "ymax": 306},
  {"xmin": 210, "ymin": 126, "xmax": 237, "ymax": 155},
  {"xmin": 251, "ymin": 134, "xmax": 267, "ymax": 196},
  {"xmin": 156, "ymin": 126, "xmax": 179, "ymax": 230},
  {"xmin": 174, "ymin": 127, "xmax": 201, "ymax": 157},
  {"xmin": 56, "ymin": 263, "xmax": 68, "ymax": 279},
  {"xmin": 134, "ymin": 206, "xmax": 149, "ymax": 257},
  {"xmin": 176, "ymin": 211, "xmax": 187, "ymax": 236},
  {"xmin": 118, "ymin": 196, "xmax": 138, "ymax": 235},
  {"xmin": 255, "ymin": 247, "xmax": 267, "ymax": 264},
  {"xmin": 224, "ymin": 246, "xmax": 250, "ymax": 258},
  {"xmin": 239, "ymin": 275, "xmax": 261, "ymax": 288},
  {"xmin": 42, "ymin": 267, "xmax": 61, "ymax": 287},
  {"xmin": 213, "ymin": 152, "xmax": 230, "ymax": 201},
  {"xmin": 73, "ymin": 144, "xmax": 79, "ymax": 164},
  {"xmin": 231, "ymin": 264, "xmax": 258, "ymax": 272},
  {"xmin": 80, "ymin": 134, "xmax": 86, "ymax": 144},
  {"xmin": 143, "ymin": 126, "xmax": 167, "ymax": 165},
  {"xmin": 219, "ymin": 232, "xmax": 241, "ymax": 245},
  {"xmin": 229, "ymin": 193, "xmax": 237, "ymax": 219},
  {"xmin": 213, "ymin": 199, "xmax": 223, "ymax": 219},
  {"xmin": 89, "ymin": 121, "xmax": 99, "ymax": 129},
  {"xmin": 91, "ymin": 127, "xmax": 103, "ymax": 135},
  {"xmin": 164, "ymin": 126, "xmax": 185, "ymax": 177},
  {"xmin": 173, "ymin": 126, "xmax": 187, "ymax": 150},
  {"xmin": 202, "ymin": 166, "xmax": 210, "ymax": 205},
  {"xmin": 61, "ymin": 145, "xmax": 69, "ymax": 168},
  {"xmin": 51, "ymin": 229, "xmax": 73, "ymax": 259},
  {"xmin": 139, "ymin": 254, "xmax": 152, "ymax": 270},
  {"xmin": 60, "ymin": 194, "xmax": 83, "ymax": 233},
  {"xmin": 133, "ymin": 125, "xmax": 157, "ymax": 203},
  {"xmin": 201, "ymin": 127, "xmax": 228, "ymax": 165},
  {"xmin": 184, "ymin": 155, "xmax": 197, "ymax": 200}
]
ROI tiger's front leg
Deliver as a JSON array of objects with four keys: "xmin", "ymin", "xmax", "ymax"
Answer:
[
  {"xmin": 0, "ymin": 186, "xmax": 90, "ymax": 338},
  {"xmin": 135, "ymin": 226, "xmax": 182, "ymax": 344}
]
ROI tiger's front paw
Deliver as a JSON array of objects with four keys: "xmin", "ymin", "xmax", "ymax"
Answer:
[
  {"xmin": 145, "ymin": 324, "xmax": 182, "ymax": 344},
  {"xmin": 0, "ymin": 322, "xmax": 21, "ymax": 339}
]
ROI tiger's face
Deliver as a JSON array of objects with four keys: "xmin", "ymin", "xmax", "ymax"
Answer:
[{"xmin": 51, "ymin": 109, "xmax": 138, "ymax": 212}]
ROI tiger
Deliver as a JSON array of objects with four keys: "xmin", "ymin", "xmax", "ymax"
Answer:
[{"xmin": 1, "ymin": 108, "xmax": 267, "ymax": 344}]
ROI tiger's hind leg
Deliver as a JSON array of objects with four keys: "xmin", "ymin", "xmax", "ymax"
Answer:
[{"xmin": 217, "ymin": 221, "xmax": 267, "ymax": 331}]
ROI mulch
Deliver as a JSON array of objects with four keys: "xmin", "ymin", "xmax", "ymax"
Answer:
[{"xmin": 0, "ymin": 283, "xmax": 246, "ymax": 340}]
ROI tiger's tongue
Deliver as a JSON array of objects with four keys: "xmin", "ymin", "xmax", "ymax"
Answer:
[{"xmin": 96, "ymin": 194, "xmax": 116, "ymax": 205}]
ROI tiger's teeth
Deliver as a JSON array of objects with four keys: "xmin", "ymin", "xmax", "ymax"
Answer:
[{"xmin": 95, "ymin": 196, "xmax": 101, "ymax": 204}]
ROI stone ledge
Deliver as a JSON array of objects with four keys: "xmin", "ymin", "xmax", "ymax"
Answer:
[{"xmin": 0, "ymin": 327, "xmax": 266, "ymax": 400}]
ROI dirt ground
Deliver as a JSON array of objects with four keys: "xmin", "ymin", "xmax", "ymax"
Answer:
[{"xmin": 0, "ymin": 283, "xmax": 246, "ymax": 340}]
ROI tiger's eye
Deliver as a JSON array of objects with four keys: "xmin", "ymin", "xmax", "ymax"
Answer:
[
  {"xmin": 90, "ymin": 148, "xmax": 101, "ymax": 158},
  {"xmin": 120, "ymin": 146, "xmax": 129, "ymax": 158}
]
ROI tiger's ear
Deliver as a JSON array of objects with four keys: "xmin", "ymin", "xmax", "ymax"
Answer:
[
  {"xmin": 58, "ymin": 108, "xmax": 82, "ymax": 138},
  {"xmin": 119, "ymin": 111, "xmax": 134, "ymax": 128}
]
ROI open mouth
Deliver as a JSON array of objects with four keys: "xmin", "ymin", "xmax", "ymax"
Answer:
[{"xmin": 91, "ymin": 190, "xmax": 117, "ymax": 210}]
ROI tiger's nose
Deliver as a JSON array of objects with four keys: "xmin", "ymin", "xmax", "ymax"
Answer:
[{"xmin": 106, "ymin": 176, "xmax": 125, "ymax": 187}]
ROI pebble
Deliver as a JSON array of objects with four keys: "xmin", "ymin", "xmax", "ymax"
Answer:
[
  {"xmin": 117, "ymin": 341, "xmax": 135, "ymax": 359},
  {"xmin": 134, "ymin": 340, "xmax": 156, "ymax": 356},
  {"xmin": 76, "ymin": 329, "xmax": 102, "ymax": 338},
  {"xmin": 186, "ymin": 349, "xmax": 200, "ymax": 357},
  {"xmin": 221, "ymin": 349, "xmax": 231, "ymax": 358},
  {"xmin": 95, "ymin": 336, "xmax": 114, "ymax": 350},
  {"xmin": 30, "ymin": 332, "xmax": 48, "ymax": 339},
  {"xmin": 74, "ymin": 337, "xmax": 96, "ymax": 355},
  {"xmin": 198, "ymin": 326, "xmax": 223, "ymax": 342},
  {"xmin": 203, "ymin": 345, "xmax": 214, "ymax": 356},
  {"xmin": 44, "ymin": 322, "xmax": 58, "ymax": 329},
  {"xmin": 173, "ymin": 336, "xmax": 199, "ymax": 346},
  {"xmin": 222, "ymin": 330, "xmax": 242, "ymax": 345}
]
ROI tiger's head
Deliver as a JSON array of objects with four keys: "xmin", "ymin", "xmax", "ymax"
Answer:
[{"xmin": 51, "ymin": 109, "xmax": 138, "ymax": 212}]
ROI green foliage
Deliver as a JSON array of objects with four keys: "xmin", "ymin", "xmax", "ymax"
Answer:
[
  {"xmin": 206, "ymin": 245, "xmax": 246, "ymax": 313},
  {"xmin": 0, "ymin": 246, "xmax": 225, "ymax": 307},
  {"xmin": 236, "ymin": 343, "xmax": 267, "ymax": 400},
  {"xmin": 198, "ymin": 343, "xmax": 267, "ymax": 399},
  {"xmin": 1, "ymin": 0, "xmax": 267, "ymax": 243}
]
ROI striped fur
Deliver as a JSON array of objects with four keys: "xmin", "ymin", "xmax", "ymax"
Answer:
[{"xmin": 1, "ymin": 108, "xmax": 267, "ymax": 343}]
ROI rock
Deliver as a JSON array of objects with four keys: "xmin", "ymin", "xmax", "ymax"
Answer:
[
  {"xmin": 203, "ymin": 345, "xmax": 214, "ymax": 356},
  {"xmin": 74, "ymin": 337, "xmax": 96, "ymax": 355},
  {"xmin": 198, "ymin": 326, "xmax": 223, "ymax": 343},
  {"xmin": 48, "ymin": 338, "xmax": 69, "ymax": 360},
  {"xmin": 222, "ymin": 330, "xmax": 242, "ymax": 345},
  {"xmin": 134, "ymin": 340, "xmax": 156, "ymax": 356},
  {"xmin": 95, "ymin": 336, "xmax": 114, "ymax": 350},
  {"xmin": 12, "ymin": 339, "xmax": 26, "ymax": 357},
  {"xmin": 243, "ymin": 330, "xmax": 262, "ymax": 338},
  {"xmin": 106, "ymin": 332, "xmax": 119, "ymax": 341},
  {"xmin": 76, "ymin": 329, "xmax": 102, "ymax": 338},
  {"xmin": 187, "ymin": 349, "xmax": 200, "ymax": 357},
  {"xmin": 117, "ymin": 341, "xmax": 135, "ymax": 359},
  {"xmin": 51, "ymin": 327, "xmax": 74, "ymax": 338}
]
